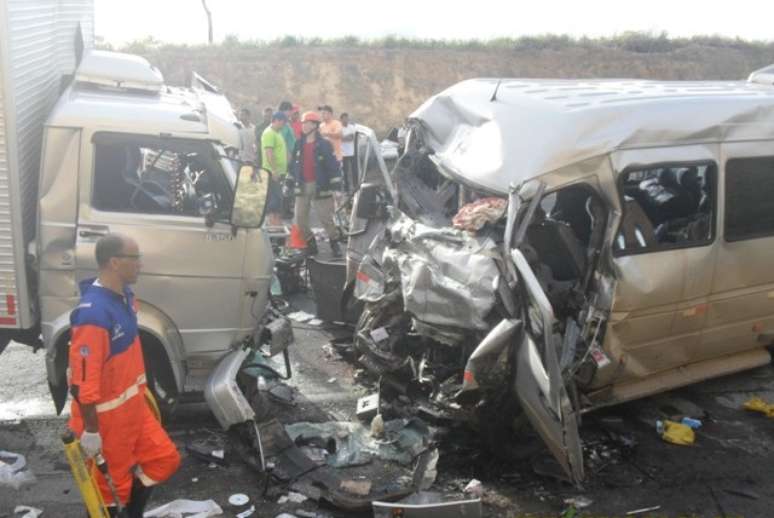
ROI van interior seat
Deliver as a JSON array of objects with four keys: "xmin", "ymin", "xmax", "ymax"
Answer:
[
  {"xmin": 620, "ymin": 198, "xmax": 657, "ymax": 249},
  {"xmin": 526, "ymin": 220, "xmax": 587, "ymax": 281}
]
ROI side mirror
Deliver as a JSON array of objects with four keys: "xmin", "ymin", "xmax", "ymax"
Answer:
[{"xmin": 231, "ymin": 165, "xmax": 269, "ymax": 228}]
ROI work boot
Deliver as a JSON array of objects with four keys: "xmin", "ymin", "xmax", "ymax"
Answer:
[
  {"xmin": 126, "ymin": 481, "xmax": 153, "ymax": 518},
  {"xmin": 329, "ymin": 239, "xmax": 342, "ymax": 258},
  {"xmin": 306, "ymin": 236, "xmax": 318, "ymax": 256}
]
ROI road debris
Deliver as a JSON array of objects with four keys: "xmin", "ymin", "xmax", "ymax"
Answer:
[
  {"xmin": 626, "ymin": 505, "xmax": 662, "ymax": 515},
  {"xmin": 0, "ymin": 450, "xmax": 36, "ymax": 489},
  {"xmin": 357, "ymin": 393, "xmax": 380, "ymax": 420},
  {"xmin": 656, "ymin": 420, "xmax": 695, "ymax": 446},
  {"xmin": 13, "ymin": 506, "xmax": 43, "ymax": 518},
  {"xmin": 228, "ymin": 493, "xmax": 250, "ymax": 506},
  {"xmin": 236, "ymin": 505, "xmax": 256, "ymax": 518},
  {"xmin": 285, "ymin": 418, "xmax": 431, "ymax": 468},
  {"xmin": 463, "ymin": 479, "xmax": 484, "ymax": 498},
  {"xmin": 743, "ymin": 396, "xmax": 774, "ymax": 418},
  {"xmin": 563, "ymin": 496, "xmax": 593, "ymax": 509},
  {"xmin": 680, "ymin": 417, "xmax": 702, "ymax": 429},
  {"xmin": 143, "ymin": 499, "xmax": 224, "ymax": 517},
  {"xmin": 278, "ymin": 492, "xmax": 308, "ymax": 504},
  {"xmin": 340, "ymin": 479, "xmax": 372, "ymax": 496}
]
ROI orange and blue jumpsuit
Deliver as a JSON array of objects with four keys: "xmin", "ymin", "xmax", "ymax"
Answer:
[{"xmin": 68, "ymin": 279, "xmax": 180, "ymax": 506}]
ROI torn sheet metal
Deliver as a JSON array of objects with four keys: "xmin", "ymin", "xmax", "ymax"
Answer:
[
  {"xmin": 459, "ymin": 319, "xmax": 521, "ymax": 397},
  {"xmin": 357, "ymin": 211, "xmax": 501, "ymax": 331},
  {"xmin": 285, "ymin": 418, "xmax": 431, "ymax": 468},
  {"xmin": 410, "ymin": 78, "xmax": 774, "ymax": 195}
]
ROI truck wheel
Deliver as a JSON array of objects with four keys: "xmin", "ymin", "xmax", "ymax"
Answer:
[{"xmin": 140, "ymin": 333, "xmax": 178, "ymax": 421}]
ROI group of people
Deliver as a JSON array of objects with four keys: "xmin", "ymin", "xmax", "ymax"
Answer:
[{"xmin": 237, "ymin": 101, "xmax": 358, "ymax": 258}]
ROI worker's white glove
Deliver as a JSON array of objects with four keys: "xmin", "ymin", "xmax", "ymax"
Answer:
[{"xmin": 80, "ymin": 431, "xmax": 102, "ymax": 458}]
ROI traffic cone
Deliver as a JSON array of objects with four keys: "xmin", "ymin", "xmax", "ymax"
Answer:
[{"xmin": 288, "ymin": 224, "xmax": 307, "ymax": 250}]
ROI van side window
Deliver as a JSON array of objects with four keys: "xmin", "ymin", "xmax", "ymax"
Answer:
[
  {"xmin": 615, "ymin": 164, "xmax": 715, "ymax": 254},
  {"xmin": 92, "ymin": 134, "xmax": 231, "ymax": 218},
  {"xmin": 725, "ymin": 157, "xmax": 774, "ymax": 242}
]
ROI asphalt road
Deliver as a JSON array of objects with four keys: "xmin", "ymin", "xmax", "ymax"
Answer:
[{"xmin": 2, "ymin": 309, "xmax": 774, "ymax": 517}]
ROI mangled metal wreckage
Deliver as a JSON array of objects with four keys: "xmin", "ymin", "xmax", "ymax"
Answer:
[{"xmin": 346, "ymin": 72, "xmax": 774, "ymax": 484}]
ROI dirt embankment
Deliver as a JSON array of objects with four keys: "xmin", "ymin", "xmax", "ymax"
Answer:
[{"xmin": 135, "ymin": 44, "xmax": 774, "ymax": 135}]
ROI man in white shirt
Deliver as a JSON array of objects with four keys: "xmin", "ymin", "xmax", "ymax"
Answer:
[
  {"xmin": 237, "ymin": 108, "xmax": 258, "ymax": 164},
  {"xmin": 340, "ymin": 113, "xmax": 357, "ymax": 193}
]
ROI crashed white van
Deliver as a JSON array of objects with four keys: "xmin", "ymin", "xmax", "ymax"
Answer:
[{"xmin": 347, "ymin": 67, "xmax": 774, "ymax": 484}]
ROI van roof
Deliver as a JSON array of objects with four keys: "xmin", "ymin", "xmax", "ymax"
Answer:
[{"xmin": 410, "ymin": 77, "xmax": 774, "ymax": 194}]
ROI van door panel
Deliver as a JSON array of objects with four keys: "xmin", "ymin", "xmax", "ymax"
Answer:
[
  {"xmin": 607, "ymin": 146, "xmax": 719, "ymax": 379},
  {"xmin": 511, "ymin": 248, "xmax": 584, "ymax": 484},
  {"xmin": 706, "ymin": 142, "xmax": 774, "ymax": 353}
]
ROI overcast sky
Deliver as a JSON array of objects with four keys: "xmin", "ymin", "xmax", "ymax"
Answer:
[{"xmin": 95, "ymin": 0, "xmax": 774, "ymax": 44}]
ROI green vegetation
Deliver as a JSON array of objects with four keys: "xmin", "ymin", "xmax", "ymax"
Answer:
[{"xmin": 97, "ymin": 31, "xmax": 774, "ymax": 54}]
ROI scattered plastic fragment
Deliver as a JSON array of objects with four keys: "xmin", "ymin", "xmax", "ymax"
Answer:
[
  {"xmin": 14, "ymin": 506, "xmax": 43, "ymax": 518},
  {"xmin": 656, "ymin": 420, "xmax": 695, "ymax": 446},
  {"xmin": 236, "ymin": 505, "xmax": 255, "ymax": 518},
  {"xmin": 743, "ymin": 396, "xmax": 774, "ymax": 418},
  {"xmin": 626, "ymin": 505, "xmax": 661, "ymax": 516},
  {"xmin": 463, "ymin": 479, "xmax": 484, "ymax": 498},
  {"xmin": 370, "ymin": 414, "xmax": 384, "ymax": 438},
  {"xmin": 340, "ymin": 479, "xmax": 372, "ymax": 496},
  {"xmin": 228, "ymin": 493, "xmax": 250, "ymax": 506},
  {"xmin": 680, "ymin": 417, "xmax": 702, "ymax": 429},
  {"xmin": 278, "ymin": 491, "xmax": 308, "ymax": 504},
  {"xmin": 0, "ymin": 450, "xmax": 36, "ymax": 490},
  {"xmin": 287, "ymin": 311, "xmax": 315, "ymax": 323},
  {"xmin": 563, "ymin": 496, "xmax": 593, "ymax": 509},
  {"xmin": 143, "ymin": 499, "xmax": 223, "ymax": 517}
]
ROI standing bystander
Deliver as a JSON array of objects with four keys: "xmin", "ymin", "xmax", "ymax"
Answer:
[
  {"xmin": 237, "ymin": 108, "xmax": 258, "ymax": 164},
  {"xmin": 318, "ymin": 105, "xmax": 343, "ymax": 165},
  {"xmin": 290, "ymin": 111, "xmax": 343, "ymax": 257},
  {"xmin": 261, "ymin": 112, "xmax": 289, "ymax": 226}
]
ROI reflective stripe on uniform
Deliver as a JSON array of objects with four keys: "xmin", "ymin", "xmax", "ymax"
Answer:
[{"xmin": 95, "ymin": 373, "xmax": 147, "ymax": 413}]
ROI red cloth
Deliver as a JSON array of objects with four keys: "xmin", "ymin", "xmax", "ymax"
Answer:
[
  {"xmin": 292, "ymin": 120, "xmax": 302, "ymax": 140},
  {"xmin": 302, "ymin": 140, "xmax": 316, "ymax": 182}
]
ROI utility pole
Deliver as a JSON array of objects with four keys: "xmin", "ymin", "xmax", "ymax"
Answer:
[{"xmin": 201, "ymin": 0, "xmax": 213, "ymax": 44}]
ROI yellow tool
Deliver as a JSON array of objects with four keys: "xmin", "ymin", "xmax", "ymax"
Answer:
[
  {"xmin": 145, "ymin": 387, "xmax": 162, "ymax": 422},
  {"xmin": 61, "ymin": 430, "xmax": 111, "ymax": 518}
]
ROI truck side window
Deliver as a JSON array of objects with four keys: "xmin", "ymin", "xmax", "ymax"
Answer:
[
  {"xmin": 92, "ymin": 133, "xmax": 231, "ymax": 218},
  {"xmin": 725, "ymin": 156, "xmax": 774, "ymax": 242},
  {"xmin": 615, "ymin": 164, "xmax": 716, "ymax": 254}
]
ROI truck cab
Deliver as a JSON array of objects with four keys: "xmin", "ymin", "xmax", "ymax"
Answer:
[{"xmin": 9, "ymin": 49, "xmax": 281, "ymax": 415}]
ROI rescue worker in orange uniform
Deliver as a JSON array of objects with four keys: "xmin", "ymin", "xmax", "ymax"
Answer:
[{"xmin": 68, "ymin": 234, "xmax": 180, "ymax": 516}]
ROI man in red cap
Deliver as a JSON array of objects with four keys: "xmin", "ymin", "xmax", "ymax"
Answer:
[{"xmin": 290, "ymin": 111, "xmax": 343, "ymax": 257}]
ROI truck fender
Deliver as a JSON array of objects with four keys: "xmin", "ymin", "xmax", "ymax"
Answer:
[{"xmin": 45, "ymin": 300, "xmax": 186, "ymax": 414}]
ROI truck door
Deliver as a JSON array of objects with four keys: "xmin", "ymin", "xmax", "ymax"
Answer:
[{"xmin": 75, "ymin": 132, "xmax": 247, "ymax": 364}]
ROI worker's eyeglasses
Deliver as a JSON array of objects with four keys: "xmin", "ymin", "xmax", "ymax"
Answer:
[{"xmin": 115, "ymin": 254, "xmax": 142, "ymax": 260}]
